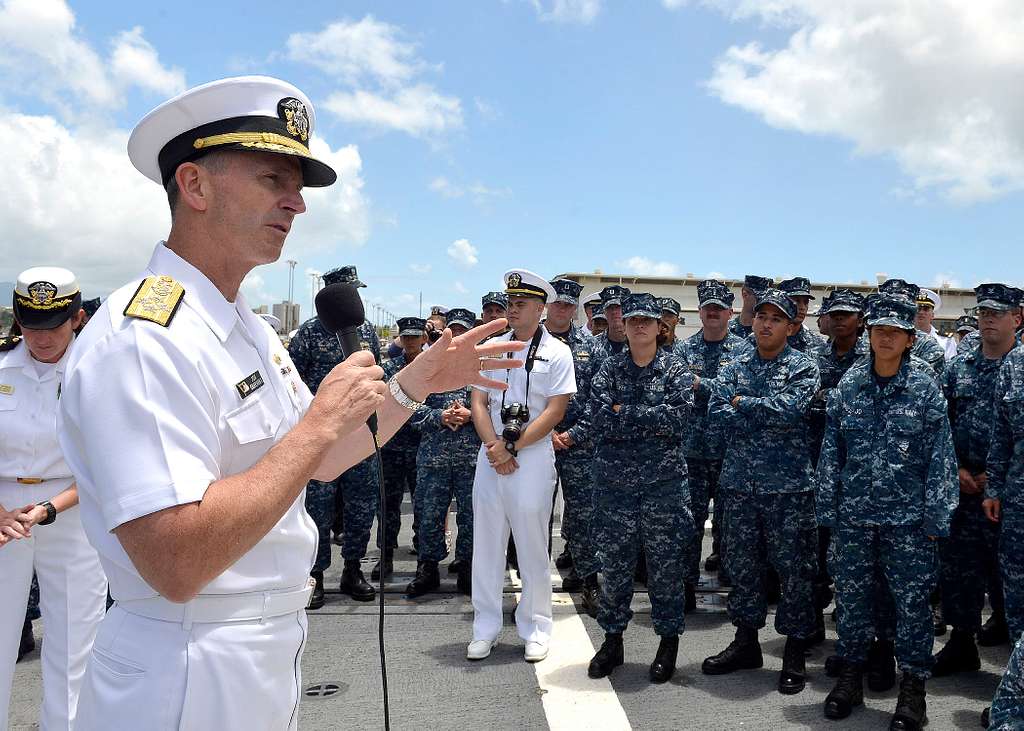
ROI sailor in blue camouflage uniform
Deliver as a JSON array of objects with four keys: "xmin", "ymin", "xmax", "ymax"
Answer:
[
  {"xmin": 934, "ymin": 284, "xmax": 1022, "ymax": 677},
  {"xmin": 546, "ymin": 279, "xmax": 600, "ymax": 615},
  {"xmin": 379, "ymin": 317, "xmax": 426, "ymax": 581},
  {"xmin": 676, "ymin": 280, "xmax": 752, "ymax": 607},
  {"xmin": 406, "ymin": 310, "xmax": 480, "ymax": 597},
  {"xmin": 956, "ymin": 315, "xmax": 978, "ymax": 352},
  {"xmin": 989, "ymin": 632, "xmax": 1024, "ymax": 730},
  {"xmin": 658, "ymin": 297, "xmax": 685, "ymax": 357},
  {"xmin": 985, "ymin": 308, "xmax": 1024, "ymax": 644},
  {"xmin": 590, "ymin": 303, "xmax": 608, "ymax": 337},
  {"xmin": 729, "ymin": 275, "xmax": 771, "ymax": 339},
  {"xmin": 480, "ymin": 291, "xmax": 508, "ymax": 325},
  {"xmin": 816, "ymin": 294, "xmax": 958, "ymax": 730},
  {"xmin": 776, "ymin": 276, "xmax": 828, "ymax": 359},
  {"xmin": 703, "ymin": 289, "xmax": 820, "ymax": 696},
  {"xmin": 591, "ymin": 285, "xmax": 631, "ymax": 364},
  {"xmin": 877, "ymin": 279, "xmax": 946, "ymax": 377},
  {"xmin": 586, "ymin": 293, "xmax": 695, "ymax": 684},
  {"xmin": 288, "ymin": 264, "xmax": 381, "ymax": 606}
]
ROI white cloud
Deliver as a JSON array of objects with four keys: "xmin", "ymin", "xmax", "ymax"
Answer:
[
  {"xmin": 474, "ymin": 97, "xmax": 500, "ymax": 121},
  {"xmin": 617, "ymin": 256, "xmax": 681, "ymax": 277},
  {"xmin": 108, "ymin": 27, "xmax": 185, "ymax": 97},
  {"xmin": 0, "ymin": 0, "xmax": 183, "ymax": 118},
  {"xmin": 288, "ymin": 16, "xmax": 462, "ymax": 138},
  {"xmin": 324, "ymin": 84, "xmax": 462, "ymax": 138},
  {"xmin": 409, "ymin": 263, "xmax": 432, "ymax": 275},
  {"xmin": 453, "ymin": 280, "xmax": 469, "ymax": 295},
  {"xmin": 447, "ymin": 238, "xmax": 479, "ymax": 270},
  {"xmin": 429, "ymin": 176, "xmax": 464, "ymax": 198},
  {"xmin": 701, "ymin": 0, "xmax": 1024, "ymax": 202},
  {"xmin": 0, "ymin": 111, "xmax": 370, "ymax": 298},
  {"xmin": 285, "ymin": 15, "xmax": 427, "ymax": 87},
  {"xmin": 240, "ymin": 272, "xmax": 275, "ymax": 304},
  {"xmin": 529, "ymin": 0, "xmax": 602, "ymax": 24}
]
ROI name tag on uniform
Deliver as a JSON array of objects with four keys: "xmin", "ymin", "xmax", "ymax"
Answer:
[
  {"xmin": 0, "ymin": 384, "xmax": 12, "ymax": 395},
  {"xmin": 235, "ymin": 371, "xmax": 265, "ymax": 399}
]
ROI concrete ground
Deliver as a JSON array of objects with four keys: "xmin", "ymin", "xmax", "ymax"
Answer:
[{"xmin": 10, "ymin": 499, "xmax": 1009, "ymax": 730}]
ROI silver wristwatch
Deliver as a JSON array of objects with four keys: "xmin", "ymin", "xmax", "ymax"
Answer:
[{"xmin": 388, "ymin": 375, "xmax": 423, "ymax": 411}]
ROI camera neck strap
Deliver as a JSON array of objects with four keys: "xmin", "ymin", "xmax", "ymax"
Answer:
[{"xmin": 501, "ymin": 325, "xmax": 545, "ymax": 411}]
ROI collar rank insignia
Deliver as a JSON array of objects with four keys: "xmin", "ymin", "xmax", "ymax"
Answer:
[
  {"xmin": 236, "ymin": 371, "xmax": 265, "ymax": 399},
  {"xmin": 0, "ymin": 384, "xmax": 13, "ymax": 395},
  {"xmin": 278, "ymin": 97, "xmax": 310, "ymax": 142},
  {"xmin": 124, "ymin": 276, "xmax": 185, "ymax": 327}
]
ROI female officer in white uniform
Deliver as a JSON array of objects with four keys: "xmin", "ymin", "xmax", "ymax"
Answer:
[{"xmin": 0, "ymin": 267, "xmax": 107, "ymax": 730}]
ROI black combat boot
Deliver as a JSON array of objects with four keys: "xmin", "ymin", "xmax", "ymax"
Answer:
[
  {"xmin": 932, "ymin": 628, "xmax": 980, "ymax": 677},
  {"xmin": 778, "ymin": 636, "xmax": 807, "ymax": 695},
  {"xmin": 371, "ymin": 550, "xmax": 393, "ymax": 581},
  {"xmin": 684, "ymin": 583, "xmax": 697, "ymax": 614},
  {"xmin": 588, "ymin": 633, "xmax": 624, "ymax": 678},
  {"xmin": 824, "ymin": 661, "xmax": 864, "ymax": 720},
  {"xmin": 308, "ymin": 571, "xmax": 325, "ymax": 610},
  {"xmin": 561, "ymin": 566, "xmax": 583, "ymax": 592},
  {"xmin": 580, "ymin": 573, "xmax": 600, "ymax": 618},
  {"xmin": 889, "ymin": 674, "xmax": 927, "ymax": 731},
  {"xmin": 825, "ymin": 654, "xmax": 844, "ymax": 678},
  {"xmin": 704, "ymin": 552, "xmax": 721, "ymax": 572},
  {"xmin": 702, "ymin": 625, "xmax": 763, "ymax": 675},
  {"xmin": 405, "ymin": 561, "xmax": 440, "ymax": 598},
  {"xmin": 650, "ymin": 635, "xmax": 679, "ymax": 683},
  {"xmin": 981, "ymin": 707, "xmax": 990, "ymax": 727},
  {"xmin": 17, "ymin": 617, "xmax": 34, "ymax": 662},
  {"xmin": 456, "ymin": 560, "xmax": 472, "ymax": 596},
  {"xmin": 978, "ymin": 610, "xmax": 1009, "ymax": 647},
  {"xmin": 555, "ymin": 547, "xmax": 574, "ymax": 570},
  {"xmin": 339, "ymin": 559, "xmax": 376, "ymax": 602},
  {"xmin": 448, "ymin": 559, "xmax": 462, "ymax": 575},
  {"xmin": 867, "ymin": 638, "xmax": 897, "ymax": 692},
  {"xmin": 806, "ymin": 609, "xmax": 826, "ymax": 647}
]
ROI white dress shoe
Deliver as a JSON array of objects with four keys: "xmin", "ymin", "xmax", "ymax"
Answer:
[
  {"xmin": 525, "ymin": 641, "xmax": 549, "ymax": 663},
  {"xmin": 467, "ymin": 639, "xmax": 498, "ymax": 660}
]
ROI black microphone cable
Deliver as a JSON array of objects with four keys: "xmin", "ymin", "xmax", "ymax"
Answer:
[{"xmin": 370, "ymin": 430, "xmax": 390, "ymax": 731}]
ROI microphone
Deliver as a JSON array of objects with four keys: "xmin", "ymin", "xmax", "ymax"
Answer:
[{"xmin": 315, "ymin": 282, "xmax": 379, "ymax": 435}]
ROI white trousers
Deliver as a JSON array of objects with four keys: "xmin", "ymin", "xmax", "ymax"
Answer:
[
  {"xmin": 471, "ymin": 444, "xmax": 557, "ymax": 644},
  {"xmin": 74, "ymin": 605, "xmax": 308, "ymax": 730},
  {"xmin": 0, "ymin": 484, "xmax": 107, "ymax": 731}
]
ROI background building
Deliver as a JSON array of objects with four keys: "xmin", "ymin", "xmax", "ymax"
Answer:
[
  {"xmin": 557, "ymin": 272, "xmax": 974, "ymax": 339},
  {"xmin": 272, "ymin": 301, "xmax": 300, "ymax": 334}
]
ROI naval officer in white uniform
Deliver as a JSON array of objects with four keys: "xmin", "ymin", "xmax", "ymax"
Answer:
[
  {"xmin": 0, "ymin": 268, "xmax": 107, "ymax": 730},
  {"xmin": 468, "ymin": 270, "xmax": 576, "ymax": 663},
  {"xmin": 56, "ymin": 75, "xmax": 524, "ymax": 730}
]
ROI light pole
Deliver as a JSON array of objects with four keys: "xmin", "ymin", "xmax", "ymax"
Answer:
[{"xmin": 285, "ymin": 260, "xmax": 297, "ymax": 331}]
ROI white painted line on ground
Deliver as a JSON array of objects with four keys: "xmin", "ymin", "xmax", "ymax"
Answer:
[{"xmin": 511, "ymin": 565, "xmax": 633, "ymax": 731}]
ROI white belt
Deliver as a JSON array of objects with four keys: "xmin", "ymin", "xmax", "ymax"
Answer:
[{"xmin": 117, "ymin": 580, "xmax": 315, "ymax": 627}]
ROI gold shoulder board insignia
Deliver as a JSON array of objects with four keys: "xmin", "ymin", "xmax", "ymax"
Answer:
[
  {"xmin": 124, "ymin": 276, "xmax": 185, "ymax": 327},
  {"xmin": 0, "ymin": 336, "xmax": 22, "ymax": 352}
]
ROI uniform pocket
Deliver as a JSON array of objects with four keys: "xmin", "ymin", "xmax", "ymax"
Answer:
[
  {"xmin": 225, "ymin": 391, "xmax": 284, "ymax": 445},
  {"xmin": 0, "ymin": 394, "xmax": 17, "ymax": 411},
  {"xmin": 91, "ymin": 646, "xmax": 147, "ymax": 678}
]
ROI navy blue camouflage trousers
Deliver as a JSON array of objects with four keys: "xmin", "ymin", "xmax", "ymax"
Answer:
[
  {"xmin": 940, "ymin": 493, "xmax": 1002, "ymax": 632},
  {"xmin": 990, "ymin": 630, "xmax": 1024, "ymax": 730},
  {"xmin": 594, "ymin": 476, "xmax": 693, "ymax": 637},
  {"xmin": 832, "ymin": 524, "xmax": 937, "ymax": 678},
  {"xmin": 723, "ymin": 490, "xmax": 817, "ymax": 638},
  {"xmin": 684, "ymin": 457, "xmax": 722, "ymax": 587},
  {"xmin": 414, "ymin": 460, "xmax": 475, "ymax": 563},
  {"xmin": 1000, "ymin": 506, "xmax": 1024, "ymax": 642},
  {"xmin": 306, "ymin": 455, "xmax": 382, "ymax": 569},
  {"xmin": 380, "ymin": 450, "xmax": 417, "ymax": 551},
  {"xmin": 556, "ymin": 451, "xmax": 600, "ymax": 579}
]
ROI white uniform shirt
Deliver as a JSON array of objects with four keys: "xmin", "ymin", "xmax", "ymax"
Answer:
[
  {"xmin": 478, "ymin": 325, "xmax": 576, "ymax": 451},
  {"xmin": 929, "ymin": 326, "xmax": 958, "ymax": 361},
  {"xmin": 0, "ymin": 343, "xmax": 74, "ymax": 490},
  {"xmin": 58, "ymin": 242, "xmax": 317, "ymax": 602}
]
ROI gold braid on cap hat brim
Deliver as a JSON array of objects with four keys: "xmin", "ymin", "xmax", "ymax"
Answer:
[
  {"xmin": 15, "ymin": 294, "xmax": 77, "ymax": 311},
  {"xmin": 193, "ymin": 132, "xmax": 311, "ymax": 157}
]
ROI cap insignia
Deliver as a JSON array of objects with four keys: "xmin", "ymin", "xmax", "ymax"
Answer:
[{"xmin": 278, "ymin": 97, "xmax": 310, "ymax": 142}]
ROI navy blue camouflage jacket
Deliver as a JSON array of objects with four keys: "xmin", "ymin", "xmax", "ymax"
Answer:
[
  {"xmin": 816, "ymin": 356, "xmax": 958, "ymax": 536},
  {"xmin": 289, "ymin": 317, "xmax": 381, "ymax": 393},
  {"xmin": 410, "ymin": 386, "xmax": 480, "ymax": 466},
  {"xmin": 548, "ymin": 324, "xmax": 596, "ymax": 452},
  {"xmin": 382, "ymin": 354, "xmax": 422, "ymax": 455},
  {"xmin": 944, "ymin": 344, "xmax": 1011, "ymax": 474},
  {"xmin": 710, "ymin": 345, "xmax": 820, "ymax": 495},
  {"xmin": 676, "ymin": 331, "xmax": 753, "ymax": 459},
  {"xmin": 986, "ymin": 345, "xmax": 1024, "ymax": 506}
]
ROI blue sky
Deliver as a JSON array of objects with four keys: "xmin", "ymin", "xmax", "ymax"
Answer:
[{"xmin": 1, "ymin": 0, "xmax": 1021, "ymax": 323}]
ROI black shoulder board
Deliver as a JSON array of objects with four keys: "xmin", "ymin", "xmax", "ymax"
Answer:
[{"xmin": 0, "ymin": 335, "xmax": 22, "ymax": 352}]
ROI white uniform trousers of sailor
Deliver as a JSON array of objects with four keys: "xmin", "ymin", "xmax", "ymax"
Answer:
[
  {"xmin": 75, "ymin": 604, "xmax": 308, "ymax": 730},
  {"xmin": 471, "ymin": 443, "xmax": 557, "ymax": 644},
  {"xmin": 0, "ymin": 482, "xmax": 106, "ymax": 731}
]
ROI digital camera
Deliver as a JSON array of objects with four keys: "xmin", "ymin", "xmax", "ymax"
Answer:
[{"xmin": 500, "ymin": 403, "xmax": 530, "ymax": 442}]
